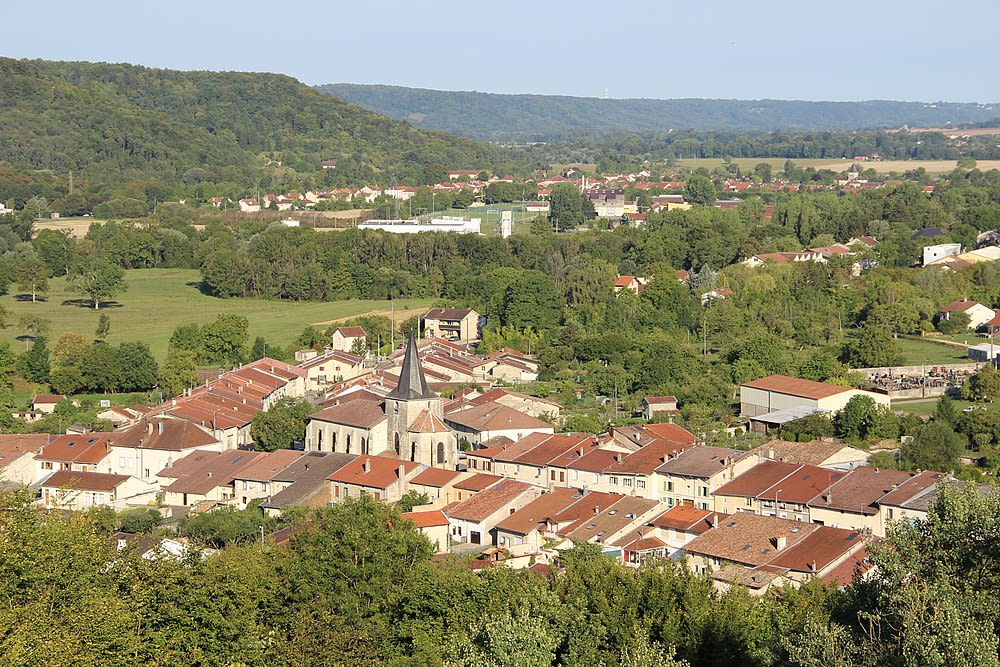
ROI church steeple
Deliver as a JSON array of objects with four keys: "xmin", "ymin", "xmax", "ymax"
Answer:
[{"xmin": 387, "ymin": 330, "xmax": 435, "ymax": 400}]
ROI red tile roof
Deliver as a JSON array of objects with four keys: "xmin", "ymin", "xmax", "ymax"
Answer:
[
  {"xmin": 454, "ymin": 473, "xmax": 502, "ymax": 492},
  {"xmin": 402, "ymin": 509, "xmax": 449, "ymax": 528},
  {"xmin": 410, "ymin": 467, "xmax": 462, "ymax": 487},
  {"xmin": 741, "ymin": 374, "xmax": 852, "ymax": 399},
  {"xmin": 42, "ymin": 469, "xmax": 130, "ymax": 492},
  {"xmin": 327, "ymin": 455, "xmax": 419, "ymax": 490},
  {"xmin": 445, "ymin": 479, "xmax": 533, "ymax": 522},
  {"xmin": 36, "ymin": 434, "xmax": 112, "ymax": 465},
  {"xmin": 651, "ymin": 505, "xmax": 719, "ymax": 534}
]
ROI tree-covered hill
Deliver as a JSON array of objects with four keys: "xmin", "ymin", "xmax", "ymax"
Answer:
[
  {"xmin": 318, "ymin": 83, "xmax": 1000, "ymax": 140},
  {"xmin": 0, "ymin": 59, "xmax": 499, "ymax": 187}
]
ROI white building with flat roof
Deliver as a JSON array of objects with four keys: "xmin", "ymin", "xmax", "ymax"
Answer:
[{"xmin": 359, "ymin": 217, "xmax": 481, "ymax": 234}]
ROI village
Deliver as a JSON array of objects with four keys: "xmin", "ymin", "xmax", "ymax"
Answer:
[{"xmin": 1, "ymin": 302, "xmax": 993, "ymax": 596}]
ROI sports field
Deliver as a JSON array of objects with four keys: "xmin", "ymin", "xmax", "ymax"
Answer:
[{"xmin": 0, "ymin": 268, "xmax": 433, "ymax": 360}]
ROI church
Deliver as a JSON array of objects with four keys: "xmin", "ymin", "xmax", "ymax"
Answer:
[{"xmin": 305, "ymin": 332, "xmax": 459, "ymax": 468}]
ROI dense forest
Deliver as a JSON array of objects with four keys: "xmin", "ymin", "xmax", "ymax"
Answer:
[
  {"xmin": 1, "ymin": 484, "xmax": 998, "ymax": 666},
  {"xmin": 319, "ymin": 83, "xmax": 1000, "ymax": 139},
  {"xmin": 0, "ymin": 58, "xmax": 504, "ymax": 202}
]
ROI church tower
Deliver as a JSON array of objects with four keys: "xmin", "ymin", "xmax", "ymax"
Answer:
[{"xmin": 385, "ymin": 331, "xmax": 455, "ymax": 466}]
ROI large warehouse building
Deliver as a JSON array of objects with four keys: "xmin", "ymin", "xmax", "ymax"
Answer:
[{"xmin": 739, "ymin": 374, "xmax": 890, "ymax": 432}]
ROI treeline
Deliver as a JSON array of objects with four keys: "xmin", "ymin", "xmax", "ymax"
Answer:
[
  {"xmin": 1, "ymin": 486, "xmax": 998, "ymax": 666},
  {"xmin": 539, "ymin": 128, "xmax": 1000, "ymax": 171}
]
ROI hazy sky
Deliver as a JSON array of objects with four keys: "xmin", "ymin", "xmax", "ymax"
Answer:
[{"xmin": 5, "ymin": 0, "xmax": 998, "ymax": 102}]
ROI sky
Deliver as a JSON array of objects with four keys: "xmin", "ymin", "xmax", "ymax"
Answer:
[{"xmin": 4, "ymin": 0, "xmax": 999, "ymax": 102}]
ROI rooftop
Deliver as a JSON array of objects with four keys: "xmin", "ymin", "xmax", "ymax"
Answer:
[
  {"xmin": 655, "ymin": 446, "xmax": 749, "ymax": 478},
  {"xmin": 327, "ymin": 454, "xmax": 420, "ymax": 490},
  {"xmin": 683, "ymin": 513, "xmax": 819, "ymax": 566},
  {"xmin": 445, "ymin": 478, "xmax": 533, "ymax": 523},
  {"xmin": 741, "ymin": 374, "xmax": 854, "ymax": 400}
]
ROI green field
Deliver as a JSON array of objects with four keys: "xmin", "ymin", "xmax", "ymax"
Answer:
[
  {"xmin": 0, "ymin": 269, "xmax": 433, "ymax": 360},
  {"xmin": 895, "ymin": 396, "xmax": 999, "ymax": 416},
  {"xmin": 422, "ymin": 203, "xmax": 540, "ymax": 236},
  {"xmin": 895, "ymin": 337, "xmax": 972, "ymax": 365}
]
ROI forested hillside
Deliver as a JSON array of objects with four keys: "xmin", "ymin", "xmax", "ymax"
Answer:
[
  {"xmin": 319, "ymin": 83, "xmax": 1000, "ymax": 139},
  {"xmin": 0, "ymin": 59, "xmax": 499, "ymax": 189}
]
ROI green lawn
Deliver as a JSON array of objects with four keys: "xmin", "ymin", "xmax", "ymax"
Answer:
[
  {"xmin": 895, "ymin": 337, "xmax": 972, "ymax": 365},
  {"xmin": 0, "ymin": 269, "xmax": 434, "ymax": 360},
  {"xmin": 895, "ymin": 396, "xmax": 1000, "ymax": 416}
]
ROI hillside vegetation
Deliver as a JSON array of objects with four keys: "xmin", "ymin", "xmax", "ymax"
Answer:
[
  {"xmin": 0, "ymin": 59, "xmax": 498, "ymax": 189},
  {"xmin": 319, "ymin": 83, "xmax": 1000, "ymax": 139}
]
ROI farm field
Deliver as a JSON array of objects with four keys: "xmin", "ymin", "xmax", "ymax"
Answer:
[
  {"xmin": 675, "ymin": 157, "xmax": 1000, "ymax": 174},
  {"xmin": 0, "ymin": 268, "xmax": 433, "ymax": 361},
  {"xmin": 33, "ymin": 217, "xmax": 110, "ymax": 239}
]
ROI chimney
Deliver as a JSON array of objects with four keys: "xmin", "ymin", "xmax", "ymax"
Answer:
[
  {"xmin": 712, "ymin": 514, "xmax": 719, "ymax": 529},
  {"xmin": 768, "ymin": 449, "xmax": 775, "ymax": 460},
  {"xmin": 808, "ymin": 560, "xmax": 817, "ymax": 573},
  {"xmin": 615, "ymin": 453, "xmax": 623, "ymax": 463},
  {"xmin": 593, "ymin": 504, "xmax": 601, "ymax": 515},
  {"xmin": 157, "ymin": 421, "xmax": 164, "ymax": 435},
  {"xmin": 397, "ymin": 464, "xmax": 406, "ymax": 480},
  {"xmin": 774, "ymin": 533, "xmax": 787, "ymax": 551},
  {"xmin": 304, "ymin": 463, "xmax": 309, "ymax": 471},
  {"xmin": 146, "ymin": 421, "xmax": 154, "ymax": 435},
  {"xmin": 363, "ymin": 459, "xmax": 372, "ymax": 473}
]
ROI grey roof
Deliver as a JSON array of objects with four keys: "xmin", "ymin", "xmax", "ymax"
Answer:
[
  {"xmin": 260, "ymin": 451, "xmax": 356, "ymax": 509},
  {"xmin": 387, "ymin": 330, "xmax": 436, "ymax": 401},
  {"xmin": 655, "ymin": 446, "xmax": 750, "ymax": 478},
  {"xmin": 749, "ymin": 406, "xmax": 824, "ymax": 425}
]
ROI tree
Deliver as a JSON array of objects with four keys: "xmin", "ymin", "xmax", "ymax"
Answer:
[
  {"xmin": 500, "ymin": 271, "xmax": 562, "ymax": 330},
  {"xmin": 834, "ymin": 394, "xmax": 892, "ymax": 441},
  {"xmin": 900, "ymin": 421, "xmax": 964, "ymax": 471},
  {"xmin": 935, "ymin": 311, "xmax": 971, "ymax": 334},
  {"xmin": 50, "ymin": 332, "xmax": 90, "ymax": 394},
  {"xmin": 250, "ymin": 336, "xmax": 268, "ymax": 361},
  {"xmin": 349, "ymin": 336, "xmax": 368, "ymax": 357},
  {"xmin": 683, "ymin": 175, "xmax": 717, "ymax": 206},
  {"xmin": 249, "ymin": 399, "xmax": 312, "ymax": 451},
  {"xmin": 158, "ymin": 348, "xmax": 199, "ymax": 398},
  {"xmin": 180, "ymin": 506, "xmax": 275, "ymax": 548},
  {"xmin": 21, "ymin": 336, "xmax": 50, "ymax": 383},
  {"xmin": 118, "ymin": 508, "xmax": 161, "ymax": 534},
  {"xmin": 81, "ymin": 342, "xmax": 122, "ymax": 393},
  {"xmin": 843, "ymin": 325, "xmax": 902, "ymax": 368},
  {"xmin": 549, "ymin": 183, "xmax": 584, "ymax": 230},
  {"xmin": 168, "ymin": 322, "xmax": 201, "ymax": 353},
  {"xmin": 201, "ymin": 315, "xmax": 249, "ymax": 366},
  {"xmin": 94, "ymin": 314, "xmax": 111, "ymax": 341},
  {"xmin": 0, "ymin": 341, "xmax": 17, "ymax": 390},
  {"xmin": 964, "ymin": 365, "xmax": 1000, "ymax": 402},
  {"xmin": 17, "ymin": 255, "xmax": 50, "ymax": 303},
  {"xmin": 397, "ymin": 490, "xmax": 430, "ymax": 513},
  {"xmin": 117, "ymin": 342, "xmax": 158, "ymax": 392},
  {"xmin": 68, "ymin": 255, "xmax": 127, "ymax": 309}
]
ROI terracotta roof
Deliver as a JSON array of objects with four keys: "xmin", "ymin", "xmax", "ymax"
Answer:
[
  {"xmin": 233, "ymin": 449, "xmax": 304, "ymax": 482},
  {"xmin": 310, "ymin": 399, "xmax": 386, "ymax": 428},
  {"xmin": 402, "ymin": 509, "xmax": 449, "ymax": 528},
  {"xmin": 0, "ymin": 433, "xmax": 54, "ymax": 453},
  {"xmin": 655, "ymin": 446, "xmax": 749, "ymax": 478},
  {"xmin": 444, "ymin": 402, "xmax": 551, "ymax": 432},
  {"xmin": 335, "ymin": 326, "xmax": 367, "ymax": 338},
  {"xmin": 643, "ymin": 395, "xmax": 677, "ymax": 405},
  {"xmin": 741, "ymin": 374, "xmax": 853, "ymax": 400},
  {"xmin": 870, "ymin": 470, "xmax": 946, "ymax": 507},
  {"xmin": 408, "ymin": 410, "xmax": 450, "ymax": 433},
  {"xmin": 821, "ymin": 545, "xmax": 875, "ymax": 586},
  {"xmin": 683, "ymin": 513, "xmax": 819, "ymax": 566},
  {"xmin": 445, "ymin": 479, "xmax": 533, "ymax": 523},
  {"xmin": 495, "ymin": 487, "xmax": 583, "ymax": 536},
  {"xmin": 566, "ymin": 448, "xmax": 620, "ymax": 473},
  {"xmin": 36, "ymin": 434, "xmax": 112, "ymax": 465},
  {"xmin": 807, "ymin": 466, "xmax": 916, "ymax": 515},
  {"xmin": 110, "ymin": 417, "xmax": 219, "ymax": 451},
  {"xmin": 453, "ymin": 472, "xmax": 502, "ymax": 492},
  {"xmin": 604, "ymin": 438, "xmax": 695, "ymax": 475},
  {"xmin": 327, "ymin": 454, "xmax": 419, "ymax": 490},
  {"xmin": 641, "ymin": 422, "xmax": 698, "ymax": 443},
  {"xmin": 42, "ymin": 469, "xmax": 129, "ymax": 492},
  {"xmin": 622, "ymin": 535, "xmax": 667, "ymax": 552},
  {"xmin": 410, "ymin": 467, "xmax": 462, "ymax": 487},
  {"xmin": 32, "ymin": 394, "xmax": 65, "ymax": 405},
  {"xmin": 651, "ymin": 505, "xmax": 719, "ymax": 534},
  {"xmin": 550, "ymin": 491, "xmax": 622, "ymax": 524},
  {"xmin": 715, "ymin": 460, "xmax": 801, "ymax": 498},
  {"xmin": 758, "ymin": 464, "xmax": 848, "ymax": 504},
  {"xmin": 614, "ymin": 275, "xmax": 636, "ymax": 287},
  {"xmin": 766, "ymin": 525, "xmax": 865, "ymax": 573},
  {"xmin": 509, "ymin": 435, "xmax": 592, "ymax": 467}
]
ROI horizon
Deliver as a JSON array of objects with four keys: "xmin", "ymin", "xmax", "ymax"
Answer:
[{"xmin": 4, "ymin": 0, "xmax": 999, "ymax": 103}]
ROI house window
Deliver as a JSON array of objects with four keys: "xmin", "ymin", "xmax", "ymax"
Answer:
[
  {"xmin": 42, "ymin": 461, "xmax": 53, "ymax": 470},
  {"xmin": 559, "ymin": 471, "xmax": 565, "ymax": 483},
  {"xmin": 118, "ymin": 457, "xmax": 126, "ymax": 468},
  {"xmin": 374, "ymin": 492, "xmax": 381, "ymax": 501},
  {"xmin": 262, "ymin": 483, "xmax": 268, "ymax": 493},
  {"xmin": 699, "ymin": 486, "xmax": 708, "ymax": 497},
  {"xmin": 550, "ymin": 470, "xmax": 556, "ymax": 481},
  {"xmin": 623, "ymin": 478, "xmax": 632, "ymax": 487},
  {"xmin": 609, "ymin": 476, "xmax": 618, "ymax": 485},
  {"xmin": 887, "ymin": 508, "xmax": 894, "ymax": 520},
  {"xmin": 144, "ymin": 469, "xmax": 150, "ymax": 479},
  {"xmin": 334, "ymin": 486, "xmax": 340, "ymax": 498},
  {"xmin": 637, "ymin": 479, "xmax": 645, "ymax": 490}
]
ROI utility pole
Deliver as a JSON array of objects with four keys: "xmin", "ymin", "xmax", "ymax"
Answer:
[
  {"xmin": 391, "ymin": 299, "xmax": 395, "ymax": 351},
  {"xmin": 68, "ymin": 171, "xmax": 73, "ymax": 195}
]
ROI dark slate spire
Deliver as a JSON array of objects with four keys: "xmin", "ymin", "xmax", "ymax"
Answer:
[{"xmin": 387, "ymin": 330, "xmax": 435, "ymax": 400}]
